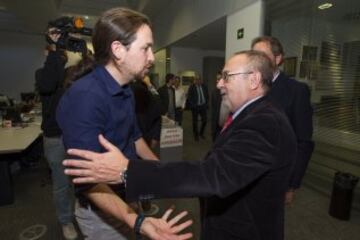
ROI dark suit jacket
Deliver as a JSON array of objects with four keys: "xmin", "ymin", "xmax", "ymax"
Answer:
[
  {"xmin": 130, "ymin": 81, "xmax": 161, "ymax": 142},
  {"xmin": 35, "ymin": 50, "xmax": 66, "ymax": 137},
  {"xmin": 211, "ymin": 88, "xmax": 222, "ymax": 141},
  {"xmin": 268, "ymin": 72, "xmax": 314, "ymax": 189},
  {"xmin": 158, "ymin": 84, "xmax": 176, "ymax": 116},
  {"xmin": 186, "ymin": 83, "xmax": 209, "ymax": 109},
  {"xmin": 126, "ymin": 96, "xmax": 296, "ymax": 240}
]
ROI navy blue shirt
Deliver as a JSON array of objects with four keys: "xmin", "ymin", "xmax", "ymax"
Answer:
[{"xmin": 57, "ymin": 65, "xmax": 142, "ymax": 197}]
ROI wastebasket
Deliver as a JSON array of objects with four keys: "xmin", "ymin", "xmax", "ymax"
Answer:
[{"xmin": 329, "ymin": 171, "xmax": 359, "ymax": 220}]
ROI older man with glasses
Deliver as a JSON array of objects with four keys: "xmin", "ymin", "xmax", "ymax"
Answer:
[{"xmin": 63, "ymin": 50, "xmax": 297, "ymax": 240}]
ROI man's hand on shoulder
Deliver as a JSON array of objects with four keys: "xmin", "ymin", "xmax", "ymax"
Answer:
[{"xmin": 63, "ymin": 134, "xmax": 129, "ymax": 185}]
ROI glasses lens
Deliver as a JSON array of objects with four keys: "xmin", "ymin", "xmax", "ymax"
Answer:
[{"xmin": 222, "ymin": 72, "xmax": 228, "ymax": 81}]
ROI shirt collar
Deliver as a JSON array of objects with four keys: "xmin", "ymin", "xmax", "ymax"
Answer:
[
  {"xmin": 94, "ymin": 65, "xmax": 131, "ymax": 97},
  {"xmin": 232, "ymin": 95, "xmax": 264, "ymax": 120},
  {"xmin": 272, "ymin": 69, "xmax": 280, "ymax": 82}
]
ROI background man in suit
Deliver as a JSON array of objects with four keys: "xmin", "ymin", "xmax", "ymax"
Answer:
[
  {"xmin": 158, "ymin": 73, "xmax": 176, "ymax": 120},
  {"xmin": 63, "ymin": 50, "xmax": 297, "ymax": 240},
  {"xmin": 186, "ymin": 75, "xmax": 209, "ymax": 141},
  {"xmin": 251, "ymin": 36, "xmax": 314, "ymax": 204}
]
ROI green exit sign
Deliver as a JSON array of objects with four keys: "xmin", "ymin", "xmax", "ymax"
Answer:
[{"xmin": 237, "ymin": 28, "xmax": 244, "ymax": 39}]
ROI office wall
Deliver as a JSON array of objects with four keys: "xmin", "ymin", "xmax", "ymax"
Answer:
[
  {"xmin": 0, "ymin": 30, "xmax": 90, "ymax": 100},
  {"xmin": 170, "ymin": 47, "xmax": 203, "ymax": 77},
  {"xmin": 0, "ymin": 31, "xmax": 44, "ymax": 100},
  {"xmin": 169, "ymin": 47, "xmax": 224, "ymax": 84},
  {"xmin": 152, "ymin": 0, "xmax": 258, "ymax": 50},
  {"xmin": 272, "ymin": 16, "xmax": 360, "ymax": 96},
  {"xmin": 225, "ymin": 0, "xmax": 264, "ymax": 59}
]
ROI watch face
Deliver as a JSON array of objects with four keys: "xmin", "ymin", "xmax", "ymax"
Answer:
[{"xmin": 120, "ymin": 169, "xmax": 128, "ymax": 185}]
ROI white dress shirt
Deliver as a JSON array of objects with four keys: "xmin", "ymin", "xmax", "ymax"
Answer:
[{"xmin": 175, "ymin": 86, "xmax": 186, "ymax": 108}]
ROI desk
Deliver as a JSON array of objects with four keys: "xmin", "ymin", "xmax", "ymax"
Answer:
[
  {"xmin": 0, "ymin": 118, "xmax": 42, "ymax": 206},
  {"xmin": 0, "ymin": 121, "xmax": 42, "ymax": 153}
]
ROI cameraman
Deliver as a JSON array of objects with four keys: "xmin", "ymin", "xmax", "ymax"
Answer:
[{"xmin": 35, "ymin": 27, "xmax": 78, "ymax": 240}]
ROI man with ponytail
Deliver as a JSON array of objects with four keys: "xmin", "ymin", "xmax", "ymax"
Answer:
[{"xmin": 57, "ymin": 7, "xmax": 192, "ymax": 240}]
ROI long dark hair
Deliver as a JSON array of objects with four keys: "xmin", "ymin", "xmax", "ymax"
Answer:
[{"xmin": 92, "ymin": 7, "xmax": 151, "ymax": 65}]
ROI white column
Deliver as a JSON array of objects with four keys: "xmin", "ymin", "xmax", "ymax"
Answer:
[{"xmin": 225, "ymin": 0, "xmax": 264, "ymax": 59}]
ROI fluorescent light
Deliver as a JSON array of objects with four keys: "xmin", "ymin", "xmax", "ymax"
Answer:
[
  {"xmin": 318, "ymin": 3, "xmax": 333, "ymax": 10},
  {"xmin": 84, "ymin": 15, "xmax": 89, "ymax": 20}
]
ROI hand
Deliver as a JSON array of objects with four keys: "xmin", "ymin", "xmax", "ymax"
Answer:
[
  {"xmin": 285, "ymin": 189, "xmax": 296, "ymax": 205},
  {"xmin": 63, "ymin": 134, "xmax": 129, "ymax": 184},
  {"xmin": 142, "ymin": 208, "xmax": 193, "ymax": 240},
  {"xmin": 47, "ymin": 27, "xmax": 61, "ymax": 43}
]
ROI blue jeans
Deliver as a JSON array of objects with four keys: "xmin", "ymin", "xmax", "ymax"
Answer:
[{"xmin": 43, "ymin": 136, "xmax": 74, "ymax": 224}]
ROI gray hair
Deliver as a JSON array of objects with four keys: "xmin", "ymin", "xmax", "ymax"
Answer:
[{"xmin": 233, "ymin": 50, "xmax": 274, "ymax": 92}]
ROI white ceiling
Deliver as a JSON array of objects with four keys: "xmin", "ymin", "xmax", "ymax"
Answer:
[
  {"xmin": 0, "ymin": 0, "xmax": 171, "ymax": 34},
  {"xmin": 172, "ymin": 0, "xmax": 360, "ymax": 51},
  {"xmin": 0, "ymin": 0, "xmax": 359, "ymax": 50},
  {"xmin": 267, "ymin": 0, "xmax": 360, "ymax": 21}
]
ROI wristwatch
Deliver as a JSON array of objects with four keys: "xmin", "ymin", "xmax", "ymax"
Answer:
[{"xmin": 120, "ymin": 167, "xmax": 128, "ymax": 186}]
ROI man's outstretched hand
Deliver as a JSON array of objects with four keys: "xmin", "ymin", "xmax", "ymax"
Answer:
[{"xmin": 142, "ymin": 208, "xmax": 193, "ymax": 240}]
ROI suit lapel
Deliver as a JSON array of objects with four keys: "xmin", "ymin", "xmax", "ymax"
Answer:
[{"xmin": 213, "ymin": 96, "xmax": 268, "ymax": 147}]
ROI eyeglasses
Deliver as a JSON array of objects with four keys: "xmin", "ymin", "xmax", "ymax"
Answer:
[{"xmin": 221, "ymin": 71, "xmax": 253, "ymax": 83}]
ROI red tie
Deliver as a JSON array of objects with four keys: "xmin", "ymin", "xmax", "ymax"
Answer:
[{"xmin": 221, "ymin": 114, "xmax": 233, "ymax": 132}]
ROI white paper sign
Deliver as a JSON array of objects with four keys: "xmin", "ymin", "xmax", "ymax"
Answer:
[{"xmin": 160, "ymin": 127, "xmax": 183, "ymax": 148}]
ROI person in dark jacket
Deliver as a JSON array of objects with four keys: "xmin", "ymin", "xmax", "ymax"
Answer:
[
  {"xmin": 131, "ymin": 77, "xmax": 162, "ymax": 215},
  {"xmin": 186, "ymin": 75, "xmax": 209, "ymax": 141},
  {"xmin": 131, "ymin": 78, "xmax": 161, "ymax": 150},
  {"xmin": 252, "ymin": 36, "xmax": 314, "ymax": 205},
  {"xmin": 35, "ymin": 28, "xmax": 78, "ymax": 240},
  {"xmin": 158, "ymin": 73, "xmax": 176, "ymax": 120}
]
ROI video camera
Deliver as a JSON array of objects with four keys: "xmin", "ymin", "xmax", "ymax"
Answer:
[{"xmin": 47, "ymin": 16, "xmax": 92, "ymax": 53}]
